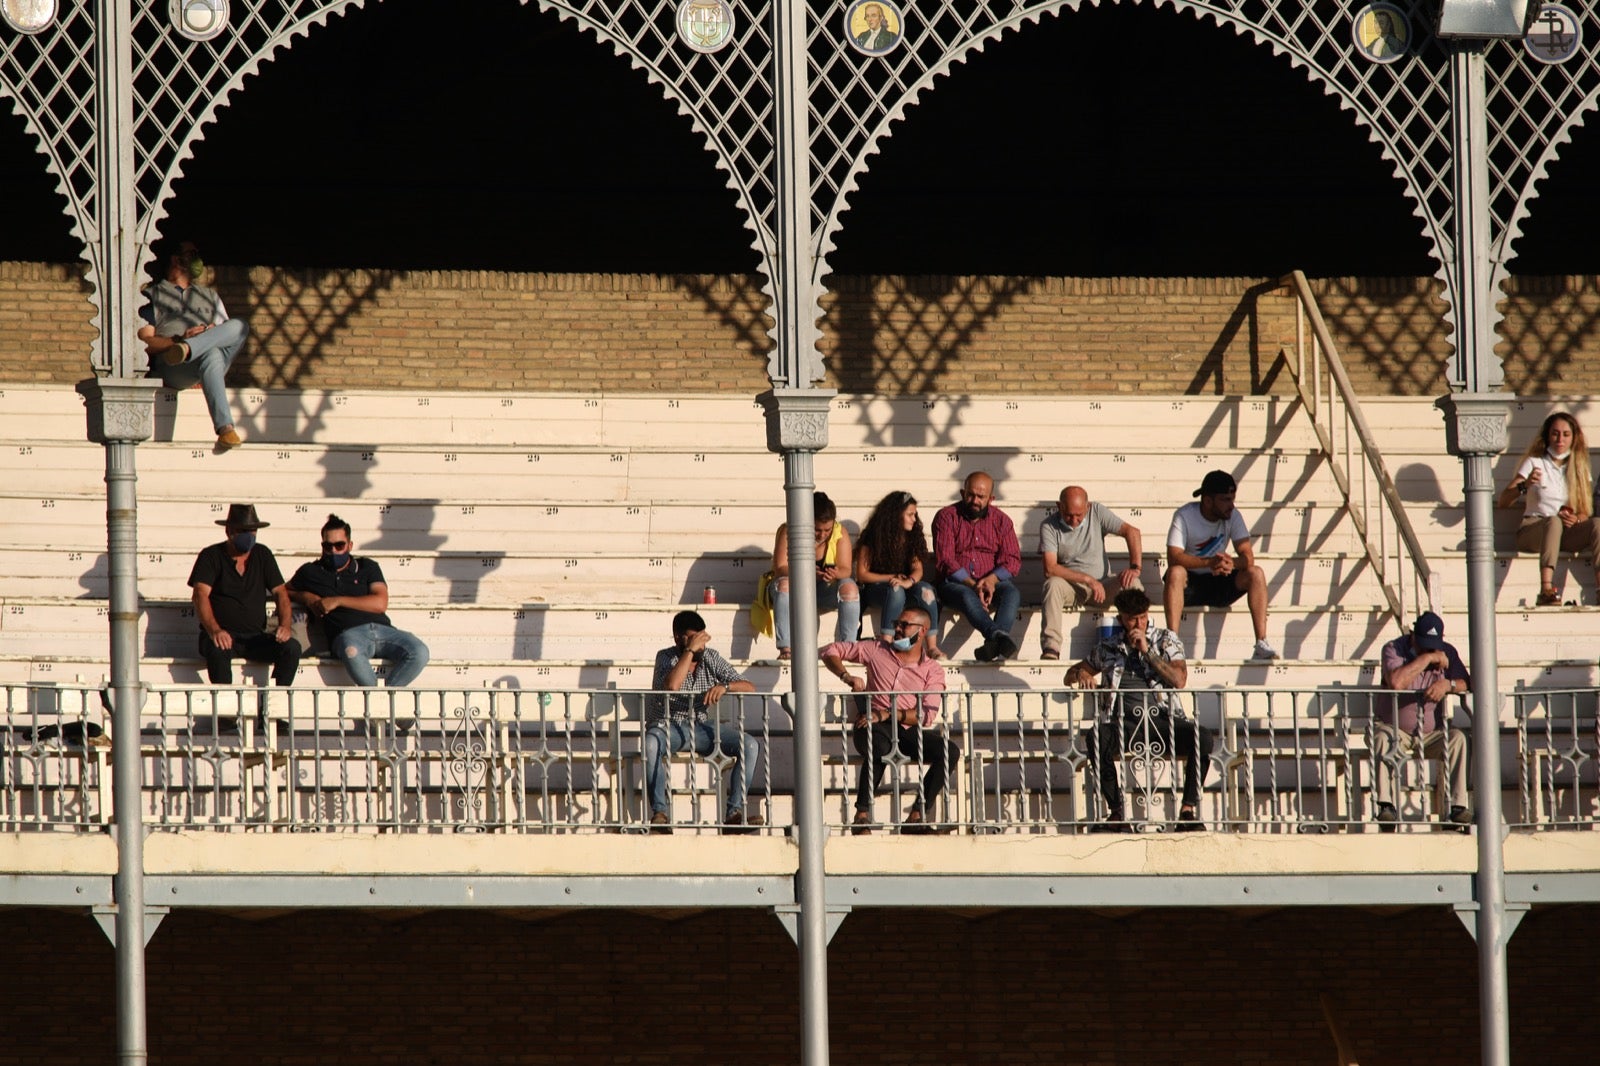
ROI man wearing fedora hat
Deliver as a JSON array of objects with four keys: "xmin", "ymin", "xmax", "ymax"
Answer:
[
  {"xmin": 1373, "ymin": 611, "xmax": 1472, "ymax": 828},
  {"xmin": 187, "ymin": 503, "xmax": 301, "ymax": 685},
  {"xmin": 1164, "ymin": 470, "xmax": 1278, "ymax": 661}
]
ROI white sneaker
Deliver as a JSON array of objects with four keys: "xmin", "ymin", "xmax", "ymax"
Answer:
[{"xmin": 1251, "ymin": 639, "xmax": 1280, "ymax": 661}]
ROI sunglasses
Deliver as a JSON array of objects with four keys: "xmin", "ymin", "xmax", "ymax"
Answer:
[
  {"xmin": 892, "ymin": 620, "xmax": 924, "ymax": 632},
  {"xmin": 320, "ymin": 540, "xmax": 349, "ymax": 551}
]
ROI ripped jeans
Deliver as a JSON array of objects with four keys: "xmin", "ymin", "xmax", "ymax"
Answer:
[{"xmin": 330, "ymin": 622, "xmax": 430, "ymax": 687}]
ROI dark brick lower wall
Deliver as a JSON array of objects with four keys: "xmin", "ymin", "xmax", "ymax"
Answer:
[{"xmin": 2, "ymin": 903, "xmax": 1594, "ymax": 1064}]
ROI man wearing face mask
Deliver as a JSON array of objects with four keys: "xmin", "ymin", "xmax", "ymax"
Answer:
[
  {"xmin": 187, "ymin": 503, "xmax": 301, "ymax": 686},
  {"xmin": 821, "ymin": 606, "xmax": 956, "ymax": 834},
  {"xmin": 137, "ymin": 240, "xmax": 250, "ymax": 451},
  {"xmin": 287, "ymin": 514, "xmax": 431, "ymax": 688},
  {"xmin": 932, "ymin": 471, "xmax": 1023, "ymax": 662}
]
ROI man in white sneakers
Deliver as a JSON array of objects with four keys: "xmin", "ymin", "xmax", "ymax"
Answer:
[{"xmin": 1164, "ymin": 470, "xmax": 1277, "ymax": 661}]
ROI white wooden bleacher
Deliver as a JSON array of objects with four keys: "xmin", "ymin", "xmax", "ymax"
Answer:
[{"xmin": 1, "ymin": 384, "xmax": 1596, "ymax": 704}]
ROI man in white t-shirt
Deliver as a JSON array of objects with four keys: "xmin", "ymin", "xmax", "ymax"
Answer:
[
  {"xmin": 1038, "ymin": 485, "xmax": 1143, "ymax": 660},
  {"xmin": 1164, "ymin": 470, "xmax": 1277, "ymax": 661}
]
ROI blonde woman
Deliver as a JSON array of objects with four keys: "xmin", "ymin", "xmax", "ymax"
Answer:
[{"xmin": 1498, "ymin": 412, "xmax": 1600, "ymax": 605}]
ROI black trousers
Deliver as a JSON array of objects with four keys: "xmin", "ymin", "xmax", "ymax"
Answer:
[
  {"xmin": 852, "ymin": 718, "xmax": 960, "ymax": 814},
  {"xmin": 199, "ymin": 630, "xmax": 302, "ymax": 686},
  {"xmin": 1090, "ymin": 709, "xmax": 1213, "ymax": 814}
]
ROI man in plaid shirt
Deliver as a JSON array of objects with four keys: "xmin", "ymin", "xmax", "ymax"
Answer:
[
  {"xmin": 1066, "ymin": 588, "xmax": 1211, "ymax": 832},
  {"xmin": 647, "ymin": 611, "xmax": 761, "ymax": 834}
]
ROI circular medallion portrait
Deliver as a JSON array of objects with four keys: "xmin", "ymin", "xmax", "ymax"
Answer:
[
  {"xmin": 844, "ymin": 0, "xmax": 903, "ymax": 57},
  {"xmin": 1352, "ymin": 3, "xmax": 1409, "ymax": 64}
]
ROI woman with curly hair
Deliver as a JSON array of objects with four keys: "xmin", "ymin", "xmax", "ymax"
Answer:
[
  {"xmin": 855, "ymin": 490, "xmax": 942, "ymax": 658},
  {"xmin": 1498, "ymin": 411, "xmax": 1600, "ymax": 605}
]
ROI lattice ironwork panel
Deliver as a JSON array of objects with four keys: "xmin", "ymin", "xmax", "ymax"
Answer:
[{"xmin": 2, "ymin": 0, "xmax": 1598, "ymax": 380}]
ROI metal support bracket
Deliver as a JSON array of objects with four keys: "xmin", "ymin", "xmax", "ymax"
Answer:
[
  {"xmin": 1452, "ymin": 900, "xmax": 1528, "ymax": 943},
  {"xmin": 772, "ymin": 904, "xmax": 851, "ymax": 946},
  {"xmin": 91, "ymin": 904, "xmax": 169, "ymax": 948}
]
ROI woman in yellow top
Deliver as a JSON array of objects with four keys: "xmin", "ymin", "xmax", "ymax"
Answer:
[
  {"xmin": 1497, "ymin": 411, "xmax": 1600, "ymax": 605},
  {"xmin": 771, "ymin": 491, "xmax": 861, "ymax": 660}
]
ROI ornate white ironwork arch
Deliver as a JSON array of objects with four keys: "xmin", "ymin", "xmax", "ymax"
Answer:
[{"xmin": 0, "ymin": 0, "xmax": 1597, "ymax": 379}]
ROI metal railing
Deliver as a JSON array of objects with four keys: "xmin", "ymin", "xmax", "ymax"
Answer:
[
  {"xmin": 1278, "ymin": 270, "xmax": 1439, "ymax": 627},
  {"xmin": 2, "ymin": 682, "xmax": 1588, "ymax": 835}
]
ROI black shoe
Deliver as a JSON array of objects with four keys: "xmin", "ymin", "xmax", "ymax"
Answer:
[
  {"xmin": 1374, "ymin": 802, "xmax": 1398, "ymax": 833},
  {"xmin": 973, "ymin": 635, "xmax": 999, "ymax": 662},
  {"xmin": 1175, "ymin": 805, "xmax": 1205, "ymax": 832},
  {"xmin": 1089, "ymin": 820, "xmax": 1132, "ymax": 834},
  {"xmin": 991, "ymin": 633, "xmax": 1019, "ymax": 662},
  {"xmin": 721, "ymin": 809, "xmax": 762, "ymax": 835}
]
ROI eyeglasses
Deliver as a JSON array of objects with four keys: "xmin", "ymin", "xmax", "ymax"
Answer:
[
  {"xmin": 892, "ymin": 620, "xmax": 923, "ymax": 632},
  {"xmin": 320, "ymin": 540, "xmax": 349, "ymax": 551}
]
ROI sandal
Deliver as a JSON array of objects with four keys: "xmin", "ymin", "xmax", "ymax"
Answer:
[
  {"xmin": 1536, "ymin": 587, "xmax": 1562, "ymax": 606},
  {"xmin": 777, "ymin": 648, "xmax": 792, "ymax": 661}
]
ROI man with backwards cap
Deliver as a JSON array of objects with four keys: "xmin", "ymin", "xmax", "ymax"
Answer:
[
  {"xmin": 1164, "ymin": 470, "xmax": 1277, "ymax": 661},
  {"xmin": 1374, "ymin": 611, "xmax": 1472, "ymax": 828},
  {"xmin": 187, "ymin": 503, "xmax": 301, "ymax": 686}
]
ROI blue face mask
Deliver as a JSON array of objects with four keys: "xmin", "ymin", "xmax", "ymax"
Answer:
[
  {"xmin": 890, "ymin": 636, "xmax": 915, "ymax": 652},
  {"xmin": 230, "ymin": 532, "xmax": 255, "ymax": 553},
  {"xmin": 325, "ymin": 551, "xmax": 350, "ymax": 569}
]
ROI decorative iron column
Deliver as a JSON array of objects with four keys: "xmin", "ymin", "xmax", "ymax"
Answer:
[
  {"xmin": 1440, "ymin": 40, "xmax": 1511, "ymax": 1066},
  {"xmin": 762, "ymin": 2, "xmax": 833, "ymax": 1063},
  {"xmin": 88, "ymin": 0, "xmax": 152, "ymax": 1060}
]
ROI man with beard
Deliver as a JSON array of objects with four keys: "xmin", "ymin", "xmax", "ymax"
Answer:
[{"xmin": 932, "ymin": 471, "xmax": 1023, "ymax": 662}]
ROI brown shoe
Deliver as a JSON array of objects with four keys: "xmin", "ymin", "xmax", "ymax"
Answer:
[
  {"xmin": 721, "ymin": 809, "xmax": 763, "ymax": 835},
  {"xmin": 851, "ymin": 809, "xmax": 872, "ymax": 836},
  {"xmin": 1536, "ymin": 587, "xmax": 1562, "ymax": 606},
  {"xmin": 901, "ymin": 808, "xmax": 936, "ymax": 835},
  {"xmin": 1041, "ymin": 648, "xmax": 1060, "ymax": 661},
  {"xmin": 160, "ymin": 340, "xmax": 191, "ymax": 366},
  {"xmin": 216, "ymin": 427, "xmax": 242, "ymax": 450},
  {"xmin": 649, "ymin": 811, "xmax": 672, "ymax": 835}
]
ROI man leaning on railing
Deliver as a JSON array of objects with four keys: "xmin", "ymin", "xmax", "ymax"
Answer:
[
  {"xmin": 646, "ymin": 610, "xmax": 761, "ymax": 835},
  {"xmin": 821, "ymin": 606, "xmax": 957, "ymax": 835},
  {"xmin": 1066, "ymin": 587, "xmax": 1210, "ymax": 833},
  {"xmin": 1374, "ymin": 611, "xmax": 1472, "ymax": 830}
]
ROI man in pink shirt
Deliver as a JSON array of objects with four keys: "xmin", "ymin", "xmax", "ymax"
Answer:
[{"xmin": 821, "ymin": 606, "xmax": 957, "ymax": 835}]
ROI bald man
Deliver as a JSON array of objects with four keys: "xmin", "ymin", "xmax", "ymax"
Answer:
[
  {"xmin": 1038, "ymin": 486, "xmax": 1144, "ymax": 660},
  {"xmin": 931, "ymin": 471, "xmax": 1023, "ymax": 662}
]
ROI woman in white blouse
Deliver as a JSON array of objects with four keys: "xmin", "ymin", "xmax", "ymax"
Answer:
[{"xmin": 1498, "ymin": 411, "xmax": 1600, "ymax": 606}]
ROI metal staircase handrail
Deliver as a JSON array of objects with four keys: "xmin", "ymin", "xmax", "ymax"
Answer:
[{"xmin": 1278, "ymin": 270, "xmax": 1439, "ymax": 627}]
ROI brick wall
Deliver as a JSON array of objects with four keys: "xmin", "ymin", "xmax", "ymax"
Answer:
[
  {"xmin": 3, "ymin": 261, "xmax": 1596, "ymax": 396},
  {"xmin": 1, "ymin": 904, "xmax": 1593, "ymax": 1064}
]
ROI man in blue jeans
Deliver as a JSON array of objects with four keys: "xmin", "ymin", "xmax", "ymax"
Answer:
[
  {"xmin": 646, "ymin": 611, "xmax": 761, "ymax": 834},
  {"xmin": 932, "ymin": 471, "xmax": 1023, "ymax": 661},
  {"xmin": 137, "ymin": 241, "xmax": 249, "ymax": 450},
  {"xmin": 287, "ymin": 514, "xmax": 431, "ymax": 688}
]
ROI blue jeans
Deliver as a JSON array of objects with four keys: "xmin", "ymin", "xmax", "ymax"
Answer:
[
  {"xmin": 861, "ymin": 580, "xmax": 940, "ymax": 635},
  {"xmin": 937, "ymin": 578, "xmax": 1020, "ymax": 641},
  {"xmin": 155, "ymin": 318, "xmax": 248, "ymax": 433},
  {"xmin": 774, "ymin": 575, "xmax": 860, "ymax": 650},
  {"xmin": 331, "ymin": 622, "xmax": 430, "ymax": 687},
  {"xmin": 644, "ymin": 720, "xmax": 759, "ymax": 816}
]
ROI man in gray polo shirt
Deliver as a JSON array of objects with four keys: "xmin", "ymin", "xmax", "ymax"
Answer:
[{"xmin": 1038, "ymin": 486, "xmax": 1143, "ymax": 660}]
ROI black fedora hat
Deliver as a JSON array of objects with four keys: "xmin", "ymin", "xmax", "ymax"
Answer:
[{"xmin": 215, "ymin": 503, "xmax": 270, "ymax": 530}]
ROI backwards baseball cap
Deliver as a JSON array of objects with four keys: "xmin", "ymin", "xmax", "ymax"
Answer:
[
  {"xmin": 1412, "ymin": 611, "xmax": 1446, "ymax": 651},
  {"xmin": 1194, "ymin": 470, "xmax": 1237, "ymax": 498}
]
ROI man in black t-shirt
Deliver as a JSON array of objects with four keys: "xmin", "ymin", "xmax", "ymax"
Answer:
[
  {"xmin": 187, "ymin": 503, "xmax": 301, "ymax": 685},
  {"xmin": 287, "ymin": 514, "xmax": 430, "ymax": 687}
]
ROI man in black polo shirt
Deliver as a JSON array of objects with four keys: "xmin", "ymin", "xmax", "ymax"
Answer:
[
  {"xmin": 287, "ymin": 514, "xmax": 430, "ymax": 687},
  {"xmin": 188, "ymin": 503, "xmax": 301, "ymax": 685}
]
